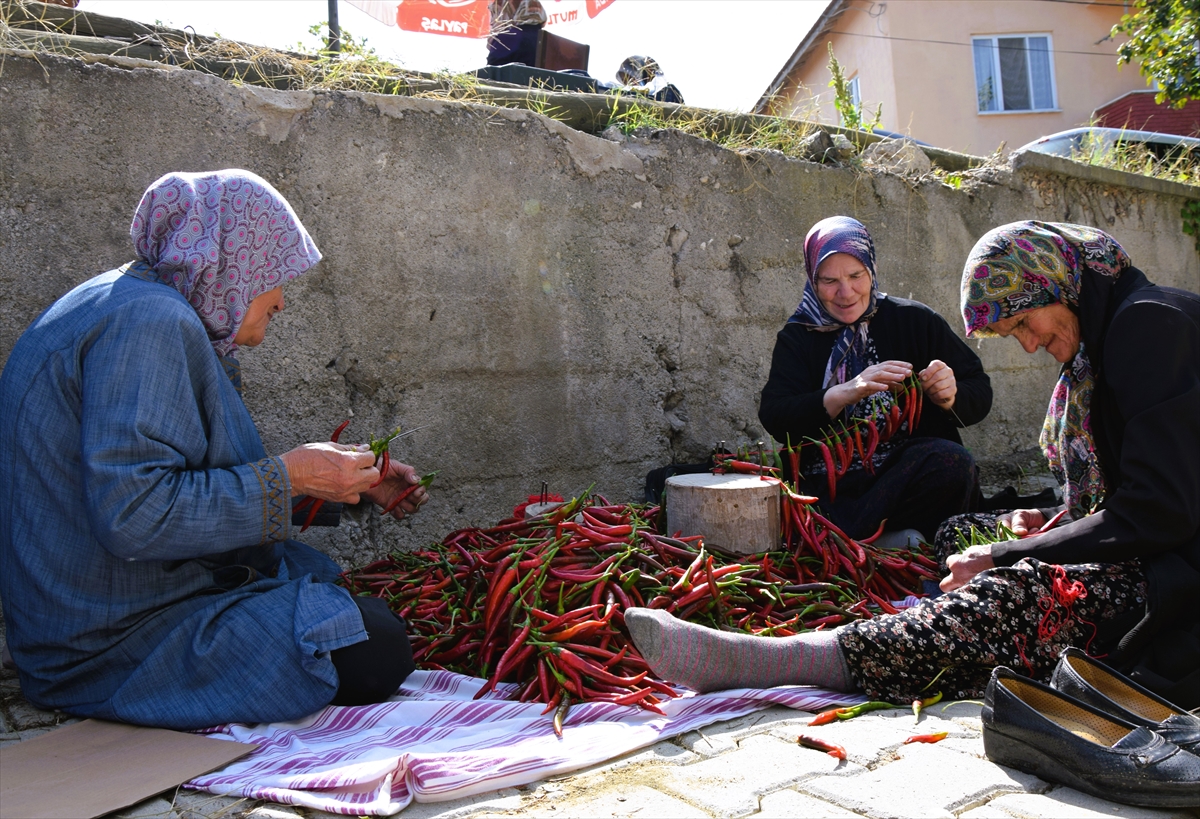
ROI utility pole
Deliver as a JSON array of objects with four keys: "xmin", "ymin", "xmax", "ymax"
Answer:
[{"xmin": 328, "ymin": 0, "xmax": 341, "ymax": 54}]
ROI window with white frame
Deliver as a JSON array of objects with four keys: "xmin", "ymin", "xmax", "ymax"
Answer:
[{"xmin": 972, "ymin": 35, "xmax": 1056, "ymax": 113}]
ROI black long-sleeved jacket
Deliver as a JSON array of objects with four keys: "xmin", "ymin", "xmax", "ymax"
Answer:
[
  {"xmin": 759, "ymin": 295, "xmax": 993, "ymax": 451},
  {"xmin": 990, "ymin": 272, "xmax": 1200, "ymax": 707}
]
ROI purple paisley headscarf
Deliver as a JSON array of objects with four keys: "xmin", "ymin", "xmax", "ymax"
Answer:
[
  {"xmin": 129, "ymin": 170, "xmax": 321, "ymax": 358},
  {"xmin": 960, "ymin": 221, "xmax": 1131, "ymax": 518},
  {"xmin": 788, "ymin": 216, "xmax": 882, "ymax": 388}
]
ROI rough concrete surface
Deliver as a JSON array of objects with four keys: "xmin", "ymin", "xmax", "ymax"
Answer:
[{"xmin": 2, "ymin": 52, "xmax": 1197, "ymax": 564}]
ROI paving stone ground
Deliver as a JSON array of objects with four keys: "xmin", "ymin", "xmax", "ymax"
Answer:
[{"xmin": 4, "ymin": 640, "xmax": 1198, "ymax": 819}]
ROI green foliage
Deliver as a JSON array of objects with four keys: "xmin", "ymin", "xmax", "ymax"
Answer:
[
  {"xmin": 303, "ymin": 21, "xmax": 377, "ymax": 59},
  {"xmin": 605, "ymin": 96, "xmax": 819, "ymax": 158},
  {"xmin": 1068, "ymin": 128, "xmax": 1200, "ymax": 186},
  {"xmin": 1182, "ymin": 199, "xmax": 1200, "ymax": 252},
  {"xmin": 826, "ymin": 44, "xmax": 881, "ymax": 133},
  {"xmin": 1114, "ymin": 0, "xmax": 1200, "ymax": 108}
]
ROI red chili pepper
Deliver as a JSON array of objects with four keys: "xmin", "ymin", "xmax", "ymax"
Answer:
[
  {"xmin": 887, "ymin": 401, "xmax": 901, "ymax": 440},
  {"xmin": 300, "ymin": 495, "xmax": 324, "ymax": 532},
  {"xmin": 557, "ymin": 648, "xmax": 647, "ymax": 688},
  {"xmin": 797, "ymin": 734, "xmax": 847, "ymax": 760},
  {"xmin": 852, "ymin": 424, "xmax": 866, "ymax": 467},
  {"xmin": 330, "ymin": 419, "xmax": 351, "ymax": 443},
  {"xmin": 381, "ymin": 472, "xmax": 437, "ymax": 516},
  {"xmin": 903, "ymin": 731, "xmax": 948, "ymax": 744},
  {"xmin": 483, "ymin": 557, "xmax": 517, "ymax": 631},
  {"xmin": 720, "ymin": 459, "xmax": 781, "ymax": 476},
  {"xmin": 1022, "ymin": 508, "xmax": 1070, "ymax": 537},
  {"xmin": 541, "ymin": 619, "xmax": 608, "ymax": 643},
  {"xmin": 816, "ymin": 441, "xmax": 836, "ymax": 501},
  {"xmin": 864, "ymin": 419, "xmax": 879, "ymax": 472},
  {"xmin": 475, "ymin": 619, "xmax": 533, "ymax": 699},
  {"xmin": 368, "ymin": 449, "xmax": 390, "ymax": 489},
  {"xmin": 859, "ymin": 518, "xmax": 887, "ymax": 545},
  {"xmin": 831, "ymin": 435, "xmax": 849, "ymax": 477},
  {"xmin": 704, "ymin": 555, "xmax": 722, "ymax": 604},
  {"xmin": 809, "ymin": 707, "xmax": 851, "ymax": 726},
  {"xmin": 583, "ymin": 506, "xmax": 626, "ymax": 526}
]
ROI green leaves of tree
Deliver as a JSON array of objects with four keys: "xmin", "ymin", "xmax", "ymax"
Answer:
[{"xmin": 1115, "ymin": 0, "xmax": 1200, "ymax": 108}]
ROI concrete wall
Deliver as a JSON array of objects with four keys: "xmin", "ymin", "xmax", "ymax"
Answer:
[
  {"xmin": 771, "ymin": 0, "xmax": 1146, "ymax": 155},
  {"xmin": 1, "ymin": 53, "xmax": 1196, "ymax": 567}
]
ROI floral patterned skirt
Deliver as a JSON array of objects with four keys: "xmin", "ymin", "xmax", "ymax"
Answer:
[{"xmin": 836, "ymin": 512, "xmax": 1147, "ymax": 702}]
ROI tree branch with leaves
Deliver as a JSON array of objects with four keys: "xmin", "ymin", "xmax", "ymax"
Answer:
[{"xmin": 1114, "ymin": 0, "xmax": 1200, "ymax": 108}]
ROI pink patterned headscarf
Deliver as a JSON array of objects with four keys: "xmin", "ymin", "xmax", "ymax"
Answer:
[{"xmin": 130, "ymin": 170, "xmax": 321, "ymax": 357}]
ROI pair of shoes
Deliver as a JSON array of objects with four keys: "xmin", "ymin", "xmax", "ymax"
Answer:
[
  {"xmin": 1052, "ymin": 647, "xmax": 1200, "ymax": 753},
  {"xmin": 982, "ymin": 666, "xmax": 1200, "ymax": 808}
]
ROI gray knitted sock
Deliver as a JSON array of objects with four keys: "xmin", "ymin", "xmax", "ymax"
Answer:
[{"xmin": 625, "ymin": 607, "xmax": 855, "ymax": 694}]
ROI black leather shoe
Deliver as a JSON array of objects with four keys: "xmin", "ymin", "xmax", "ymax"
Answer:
[
  {"xmin": 1051, "ymin": 647, "xmax": 1200, "ymax": 753},
  {"xmin": 983, "ymin": 666, "xmax": 1200, "ymax": 808}
]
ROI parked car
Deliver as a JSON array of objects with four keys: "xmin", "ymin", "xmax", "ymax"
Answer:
[{"xmin": 1015, "ymin": 127, "xmax": 1200, "ymax": 161}]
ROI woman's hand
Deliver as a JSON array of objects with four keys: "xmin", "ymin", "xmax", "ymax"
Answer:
[
  {"xmin": 824, "ymin": 360, "xmax": 912, "ymax": 417},
  {"xmin": 918, "ymin": 360, "xmax": 957, "ymax": 410},
  {"xmin": 996, "ymin": 508, "xmax": 1047, "ymax": 537},
  {"xmin": 940, "ymin": 544, "xmax": 995, "ymax": 592},
  {"xmin": 280, "ymin": 443, "xmax": 379, "ymax": 504},
  {"xmin": 361, "ymin": 459, "xmax": 429, "ymax": 520}
]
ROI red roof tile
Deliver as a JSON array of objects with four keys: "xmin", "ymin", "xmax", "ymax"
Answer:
[{"xmin": 1094, "ymin": 91, "xmax": 1200, "ymax": 137}]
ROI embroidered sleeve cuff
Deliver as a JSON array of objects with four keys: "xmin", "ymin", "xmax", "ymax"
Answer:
[{"xmin": 250, "ymin": 456, "xmax": 292, "ymax": 543}]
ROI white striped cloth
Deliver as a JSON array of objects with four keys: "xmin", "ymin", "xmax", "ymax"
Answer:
[{"xmin": 188, "ymin": 670, "xmax": 866, "ymax": 815}]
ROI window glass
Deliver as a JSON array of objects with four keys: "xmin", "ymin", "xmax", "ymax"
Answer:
[
  {"xmin": 973, "ymin": 39, "xmax": 998, "ymax": 112},
  {"xmin": 1028, "ymin": 36, "xmax": 1054, "ymax": 109},
  {"xmin": 998, "ymin": 37, "xmax": 1031, "ymax": 110},
  {"xmin": 972, "ymin": 34, "xmax": 1056, "ymax": 113}
]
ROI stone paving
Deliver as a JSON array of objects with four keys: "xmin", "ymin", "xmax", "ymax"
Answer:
[{"xmin": 4, "ymin": 635, "xmax": 1198, "ymax": 819}]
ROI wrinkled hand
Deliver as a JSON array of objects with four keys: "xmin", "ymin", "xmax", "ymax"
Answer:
[
  {"xmin": 825, "ymin": 360, "xmax": 913, "ymax": 417},
  {"xmin": 280, "ymin": 442, "xmax": 378, "ymax": 504},
  {"xmin": 997, "ymin": 508, "xmax": 1047, "ymax": 537},
  {"xmin": 940, "ymin": 544, "xmax": 995, "ymax": 593},
  {"xmin": 918, "ymin": 360, "xmax": 957, "ymax": 410},
  {"xmin": 361, "ymin": 458, "xmax": 429, "ymax": 520}
]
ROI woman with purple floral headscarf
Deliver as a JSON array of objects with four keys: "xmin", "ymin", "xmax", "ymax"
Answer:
[
  {"xmin": 938, "ymin": 220, "xmax": 1200, "ymax": 699},
  {"xmin": 759, "ymin": 216, "xmax": 993, "ymax": 547},
  {"xmin": 0, "ymin": 171, "xmax": 428, "ymax": 730}
]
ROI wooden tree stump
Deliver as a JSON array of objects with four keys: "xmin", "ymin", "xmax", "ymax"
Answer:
[{"xmin": 664, "ymin": 474, "xmax": 780, "ymax": 555}]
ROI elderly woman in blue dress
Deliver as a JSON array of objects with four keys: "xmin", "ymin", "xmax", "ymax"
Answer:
[{"xmin": 0, "ymin": 170, "xmax": 427, "ymax": 730}]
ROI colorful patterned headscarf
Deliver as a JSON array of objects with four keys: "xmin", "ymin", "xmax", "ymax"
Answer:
[
  {"xmin": 788, "ymin": 216, "xmax": 882, "ymax": 388},
  {"xmin": 961, "ymin": 221, "xmax": 1131, "ymax": 517},
  {"xmin": 129, "ymin": 170, "xmax": 321, "ymax": 358}
]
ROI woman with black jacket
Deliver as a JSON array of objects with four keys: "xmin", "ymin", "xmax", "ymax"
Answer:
[{"xmin": 758, "ymin": 215, "xmax": 992, "ymax": 544}]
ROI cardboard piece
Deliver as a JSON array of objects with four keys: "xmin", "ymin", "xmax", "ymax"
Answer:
[{"xmin": 0, "ymin": 719, "xmax": 256, "ymax": 819}]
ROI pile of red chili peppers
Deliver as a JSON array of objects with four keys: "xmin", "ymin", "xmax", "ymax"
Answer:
[{"xmin": 338, "ymin": 486, "xmax": 939, "ymax": 719}]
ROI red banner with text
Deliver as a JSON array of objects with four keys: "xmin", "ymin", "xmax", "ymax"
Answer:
[{"xmin": 395, "ymin": 0, "xmax": 491, "ymax": 39}]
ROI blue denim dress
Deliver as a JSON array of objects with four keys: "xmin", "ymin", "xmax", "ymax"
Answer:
[{"xmin": 0, "ymin": 269, "xmax": 366, "ymax": 729}]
